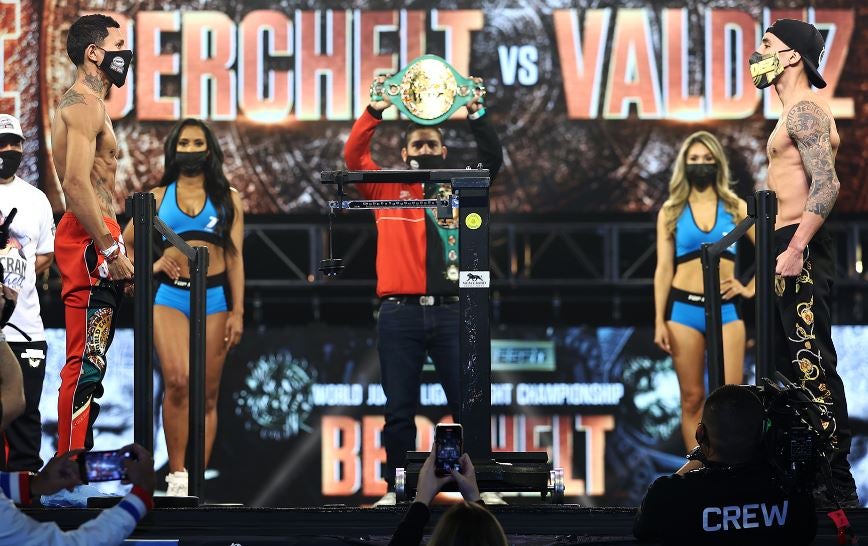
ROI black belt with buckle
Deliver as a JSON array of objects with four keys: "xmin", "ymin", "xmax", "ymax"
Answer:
[{"xmin": 382, "ymin": 295, "xmax": 459, "ymax": 306}]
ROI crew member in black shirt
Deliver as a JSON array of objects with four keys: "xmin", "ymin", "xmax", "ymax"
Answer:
[{"xmin": 634, "ymin": 384, "xmax": 816, "ymax": 545}]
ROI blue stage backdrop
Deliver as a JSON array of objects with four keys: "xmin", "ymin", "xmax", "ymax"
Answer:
[{"xmin": 38, "ymin": 325, "xmax": 868, "ymax": 506}]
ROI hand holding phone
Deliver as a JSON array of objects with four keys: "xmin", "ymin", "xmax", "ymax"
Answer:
[
  {"xmin": 450, "ymin": 453, "xmax": 481, "ymax": 502},
  {"xmin": 434, "ymin": 423, "xmax": 463, "ymax": 477},
  {"xmin": 29, "ymin": 450, "xmax": 84, "ymax": 496},
  {"xmin": 120, "ymin": 443, "xmax": 156, "ymax": 494}
]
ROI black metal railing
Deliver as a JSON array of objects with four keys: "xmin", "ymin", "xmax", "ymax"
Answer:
[
  {"xmin": 130, "ymin": 192, "xmax": 208, "ymax": 502},
  {"xmin": 701, "ymin": 190, "xmax": 776, "ymax": 390}
]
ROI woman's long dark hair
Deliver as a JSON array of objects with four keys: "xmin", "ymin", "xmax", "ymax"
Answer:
[{"xmin": 159, "ymin": 118, "xmax": 236, "ymax": 255}]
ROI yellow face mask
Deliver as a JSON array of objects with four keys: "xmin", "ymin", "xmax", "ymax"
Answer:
[{"xmin": 749, "ymin": 48, "xmax": 793, "ymax": 89}]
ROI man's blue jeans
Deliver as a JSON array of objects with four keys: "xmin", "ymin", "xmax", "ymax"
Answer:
[{"xmin": 377, "ymin": 300, "xmax": 461, "ymax": 487}]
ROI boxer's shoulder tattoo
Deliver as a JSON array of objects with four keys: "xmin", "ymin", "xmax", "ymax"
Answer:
[
  {"xmin": 786, "ymin": 100, "xmax": 839, "ymax": 219},
  {"xmin": 83, "ymin": 74, "xmax": 105, "ymax": 96},
  {"xmin": 59, "ymin": 89, "xmax": 87, "ymax": 109}
]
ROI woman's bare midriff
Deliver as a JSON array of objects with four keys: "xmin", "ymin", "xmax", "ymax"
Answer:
[
  {"xmin": 671, "ymin": 258, "xmax": 736, "ymax": 294},
  {"xmin": 163, "ymin": 240, "xmax": 226, "ymax": 277}
]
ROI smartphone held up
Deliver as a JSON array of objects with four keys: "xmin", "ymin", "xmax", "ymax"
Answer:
[
  {"xmin": 77, "ymin": 449, "xmax": 133, "ymax": 483},
  {"xmin": 434, "ymin": 423, "xmax": 463, "ymax": 477}
]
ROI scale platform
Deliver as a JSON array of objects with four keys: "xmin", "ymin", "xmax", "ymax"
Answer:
[{"xmin": 396, "ymin": 451, "xmax": 564, "ymax": 504}]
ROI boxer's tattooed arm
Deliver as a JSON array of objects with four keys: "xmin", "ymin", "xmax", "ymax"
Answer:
[
  {"xmin": 59, "ymin": 89, "xmax": 87, "ymax": 109},
  {"xmin": 786, "ymin": 100, "xmax": 839, "ymax": 218},
  {"xmin": 83, "ymin": 74, "xmax": 106, "ymax": 96}
]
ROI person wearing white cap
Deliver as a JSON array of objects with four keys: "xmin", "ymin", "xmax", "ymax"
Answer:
[
  {"xmin": 750, "ymin": 19, "xmax": 859, "ymax": 508},
  {"xmin": 0, "ymin": 113, "xmax": 56, "ymax": 475}
]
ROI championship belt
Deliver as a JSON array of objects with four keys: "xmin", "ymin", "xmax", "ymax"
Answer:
[{"xmin": 370, "ymin": 55, "xmax": 485, "ymax": 125}]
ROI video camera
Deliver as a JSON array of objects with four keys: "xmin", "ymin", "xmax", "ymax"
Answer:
[{"xmin": 749, "ymin": 372, "xmax": 836, "ymax": 494}]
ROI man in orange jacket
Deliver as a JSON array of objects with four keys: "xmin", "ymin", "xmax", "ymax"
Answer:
[{"xmin": 344, "ymin": 79, "xmax": 502, "ymax": 504}]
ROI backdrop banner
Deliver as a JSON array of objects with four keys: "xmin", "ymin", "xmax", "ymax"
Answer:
[{"xmin": 3, "ymin": 1, "xmax": 866, "ymax": 215}]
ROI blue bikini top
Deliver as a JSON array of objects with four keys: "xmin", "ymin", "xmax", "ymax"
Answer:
[
  {"xmin": 674, "ymin": 199, "xmax": 737, "ymax": 264},
  {"xmin": 157, "ymin": 182, "xmax": 223, "ymax": 247}
]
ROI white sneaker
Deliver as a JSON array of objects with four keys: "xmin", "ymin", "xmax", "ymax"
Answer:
[
  {"xmin": 165, "ymin": 470, "xmax": 189, "ymax": 497},
  {"xmin": 480, "ymin": 491, "xmax": 508, "ymax": 505},
  {"xmin": 373, "ymin": 491, "xmax": 396, "ymax": 506}
]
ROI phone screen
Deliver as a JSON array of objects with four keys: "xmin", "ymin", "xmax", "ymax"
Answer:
[
  {"xmin": 435, "ymin": 424, "xmax": 463, "ymax": 477},
  {"xmin": 79, "ymin": 450, "xmax": 129, "ymax": 483}
]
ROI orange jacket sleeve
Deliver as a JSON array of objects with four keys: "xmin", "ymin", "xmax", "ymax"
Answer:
[{"xmin": 344, "ymin": 106, "xmax": 384, "ymax": 199}]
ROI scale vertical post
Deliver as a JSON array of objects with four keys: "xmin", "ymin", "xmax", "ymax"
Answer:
[
  {"xmin": 188, "ymin": 246, "xmax": 208, "ymax": 501},
  {"xmin": 755, "ymin": 190, "xmax": 777, "ymax": 384},
  {"xmin": 701, "ymin": 243, "xmax": 725, "ymax": 391},
  {"xmin": 131, "ymin": 193, "xmax": 155, "ymax": 453},
  {"xmin": 454, "ymin": 177, "xmax": 492, "ymax": 460}
]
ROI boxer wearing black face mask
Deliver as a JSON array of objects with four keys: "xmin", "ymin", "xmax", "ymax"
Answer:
[
  {"xmin": 93, "ymin": 45, "xmax": 133, "ymax": 88},
  {"xmin": 51, "ymin": 15, "xmax": 137, "ymax": 479}
]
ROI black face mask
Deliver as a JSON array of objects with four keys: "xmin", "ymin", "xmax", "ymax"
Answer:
[
  {"xmin": 0, "ymin": 150, "xmax": 22, "ymax": 179},
  {"xmin": 174, "ymin": 151, "xmax": 208, "ymax": 176},
  {"xmin": 406, "ymin": 154, "xmax": 445, "ymax": 170},
  {"xmin": 685, "ymin": 163, "xmax": 718, "ymax": 191},
  {"xmin": 96, "ymin": 46, "xmax": 133, "ymax": 88}
]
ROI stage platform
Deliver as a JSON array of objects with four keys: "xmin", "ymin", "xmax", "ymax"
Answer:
[{"xmin": 22, "ymin": 505, "xmax": 867, "ymax": 545}]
